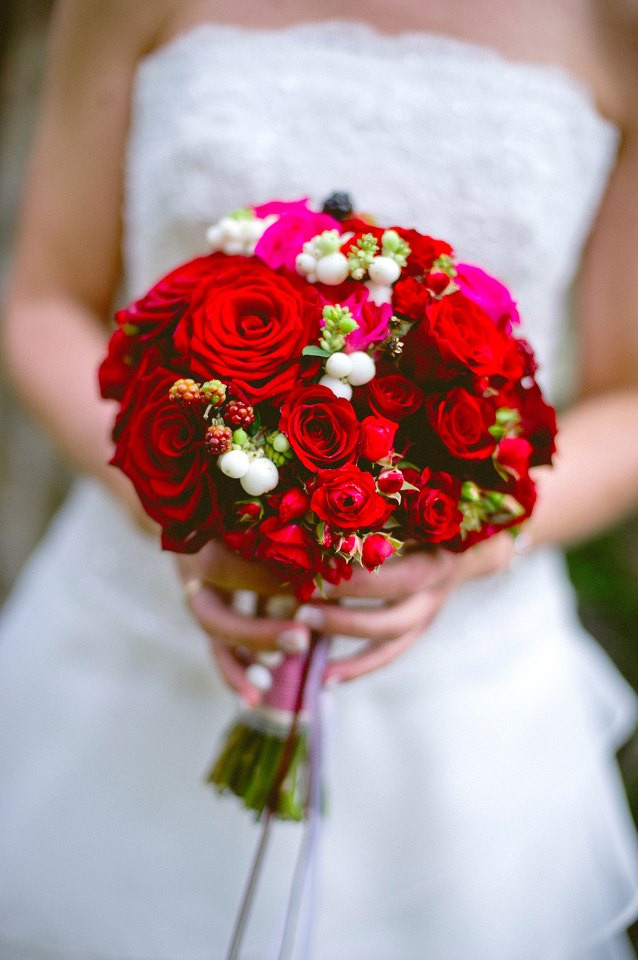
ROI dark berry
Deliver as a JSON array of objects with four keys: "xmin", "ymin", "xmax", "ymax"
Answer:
[{"xmin": 321, "ymin": 191, "xmax": 355, "ymax": 221}]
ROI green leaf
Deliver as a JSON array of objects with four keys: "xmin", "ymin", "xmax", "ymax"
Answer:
[{"xmin": 302, "ymin": 345, "xmax": 331, "ymax": 358}]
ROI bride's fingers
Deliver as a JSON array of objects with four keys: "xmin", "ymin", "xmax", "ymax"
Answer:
[
  {"xmin": 296, "ymin": 585, "xmax": 451, "ymax": 643},
  {"xmin": 209, "ymin": 637, "xmax": 262, "ymax": 707},
  {"xmin": 187, "ymin": 584, "xmax": 309, "ymax": 654},
  {"xmin": 323, "ymin": 550, "xmax": 458, "ymax": 600},
  {"xmin": 178, "ymin": 541, "xmax": 291, "ymax": 596},
  {"xmin": 324, "ymin": 629, "xmax": 421, "ymax": 685}
]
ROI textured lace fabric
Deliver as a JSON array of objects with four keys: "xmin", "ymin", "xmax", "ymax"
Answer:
[
  {"xmin": 0, "ymin": 21, "xmax": 636, "ymax": 960},
  {"xmin": 126, "ymin": 21, "xmax": 619, "ymax": 397}
]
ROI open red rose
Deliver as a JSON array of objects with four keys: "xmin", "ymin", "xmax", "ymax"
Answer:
[
  {"xmin": 391, "ymin": 229, "xmax": 453, "ymax": 276},
  {"xmin": 174, "ymin": 258, "xmax": 321, "ymax": 404},
  {"xmin": 358, "ymin": 416, "xmax": 397, "ymax": 462},
  {"xmin": 256, "ymin": 517, "xmax": 318, "ymax": 578},
  {"xmin": 368, "ymin": 374, "xmax": 424, "ymax": 421},
  {"xmin": 406, "ymin": 291, "xmax": 508, "ymax": 381},
  {"xmin": 280, "ymin": 384, "xmax": 360, "ymax": 471},
  {"xmin": 117, "ymin": 255, "xmax": 217, "ymax": 342},
  {"xmin": 430, "ymin": 388, "xmax": 497, "ymax": 460},
  {"xmin": 391, "ymin": 276, "xmax": 430, "ymax": 321},
  {"xmin": 410, "ymin": 469, "xmax": 463, "ymax": 543},
  {"xmin": 110, "ymin": 365, "xmax": 221, "ymax": 552},
  {"xmin": 311, "ymin": 465, "xmax": 395, "ymax": 531}
]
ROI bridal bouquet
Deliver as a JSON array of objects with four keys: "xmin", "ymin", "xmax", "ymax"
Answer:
[{"xmin": 100, "ymin": 194, "xmax": 556, "ymax": 823}]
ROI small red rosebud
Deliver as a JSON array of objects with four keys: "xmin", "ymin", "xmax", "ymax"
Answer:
[
  {"xmin": 361, "ymin": 534, "xmax": 395, "ymax": 571},
  {"xmin": 359, "ymin": 416, "xmax": 398, "ymax": 463},
  {"xmin": 237, "ymin": 501, "xmax": 262, "ymax": 520},
  {"xmin": 279, "ymin": 488, "xmax": 310, "ymax": 523},
  {"xmin": 377, "ymin": 468, "xmax": 404, "ymax": 495},
  {"xmin": 339, "ymin": 534, "xmax": 362, "ymax": 557},
  {"xmin": 425, "ymin": 272, "xmax": 451, "ymax": 296}
]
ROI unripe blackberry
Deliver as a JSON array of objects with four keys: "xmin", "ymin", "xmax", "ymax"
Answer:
[
  {"xmin": 321, "ymin": 191, "xmax": 354, "ymax": 221},
  {"xmin": 169, "ymin": 378, "xmax": 201, "ymax": 404},
  {"xmin": 201, "ymin": 379, "xmax": 227, "ymax": 407},
  {"xmin": 205, "ymin": 424, "xmax": 233, "ymax": 455},
  {"xmin": 225, "ymin": 399, "xmax": 255, "ymax": 428}
]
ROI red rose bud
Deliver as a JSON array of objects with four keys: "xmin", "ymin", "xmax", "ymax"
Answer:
[
  {"xmin": 338, "ymin": 534, "xmax": 362, "ymax": 557},
  {"xmin": 279, "ymin": 488, "xmax": 310, "ymax": 523},
  {"xmin": 223, "ymin": 527, "xmax": 259, "ymax": 559},
  {"xmin": 425, "ymin": 272, "xmax": 452, "ymax": 296},
  {"xmin": 359, "ymin": 416, "xmax": 398, "ymax": 462},
  {"xmin": 236, "ymin": 501, "xmax": 262, "ymax": 521},
  {"xmin": 316, "ymin": 522, "xmax": 336, "ymax": 549},
  {"xmin": 361, "ymin": 534, "xmax": 396, "ymax": 571},
  {"xmin": 495, "ymin": 437, "xmax": 532, "ymax": 479},
  {"xmin": 256, "ymin": 518, "xmax": 318, "ymax": 574},
  {"xmin": 377, "ymin": 467, "xmax": 404, "ymax": 494}
]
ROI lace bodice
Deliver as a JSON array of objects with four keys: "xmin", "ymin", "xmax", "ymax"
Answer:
[{"xmin": 125, "ymin": 21, "xmax": 619, "ymax": 397}]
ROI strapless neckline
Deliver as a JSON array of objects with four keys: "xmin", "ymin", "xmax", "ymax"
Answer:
[{"xmin": 139, "ymin": 18, "xmax": 617, "ymax": 135}]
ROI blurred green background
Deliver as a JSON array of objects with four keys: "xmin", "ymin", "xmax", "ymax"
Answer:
[{"xmin": 2, "ymin": 0, "xmax": 637, "ymax": 944}]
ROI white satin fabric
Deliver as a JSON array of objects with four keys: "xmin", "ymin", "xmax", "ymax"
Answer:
[{"xmin": 0, "ymin": 21, "xmax": 637, "ymax": 960}]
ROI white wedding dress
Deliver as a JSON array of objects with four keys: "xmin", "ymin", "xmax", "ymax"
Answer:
[{"xmin": 1, "ymin": 21, "xmax": 637, "ymax": 960}]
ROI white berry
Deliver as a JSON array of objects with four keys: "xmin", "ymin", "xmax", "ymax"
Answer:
[
  {"xmin": 368, "ymin": 256, "xmax": 401, "ymax": 285},
  {"xmin": 218, "ymin": 449, "xmax": 250, "ymax": 479},
  {"xmin": 240, "ymin": 458, "xmax": 279, "ymax": 496},
  {"xmin": 325, "ymin": 352, "xmax": 353, "ymax": 379},
  {"xmin": 224, "ymin": 239, "xmax": 245, "ymax": 256},
  {"xmin": 316, "ymin": 252, "xmax": 349, "ymax": 285},
  {"xmin": 206, "ymin": 225, "xmax": 223, "ymax": 250},
  {"xmin": 296, "ymin": 252, "xmax": 318, "ymax": 276},
  {"xmin": 365, "ymin": 281, "xmax": 393, "ymax": 305},
  {"xmin": 319, "ymin": 375, "xmax": 353, "ymax": 400},
  {"xmin": 272, "ymin": 433, "xmax": 290, "ymax": 454},
  {"xmin": 347, "ymin": 351, "xmax": 376, "ymax": 386}
]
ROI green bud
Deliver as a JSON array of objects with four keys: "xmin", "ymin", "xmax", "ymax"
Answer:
[
  {"xmin": 338, "ymin": 316, "xmax": 359, "ymax": 333},
  {"xmin": 228, "ymin": 207, "xmax": 253, "ymax": 220},
  {"xmin": 233, "ymin": 429, "xmax": 248, "ymax": 446},
  {"xmin": 272, "ymin": 433, "xmax": 290, "ymax": 453},
  {"xmin": 461, "ymin": 481, "xmax": 481, "ymax": 502}
]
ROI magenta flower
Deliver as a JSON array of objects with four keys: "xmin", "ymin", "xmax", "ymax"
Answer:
[
  {"xmin": 254, "ymin": 199, "xmax": 340, "ymax": 272},
  {"xmin": 456, "ymin": 263, "xmax": 520, "ymax": 333}
]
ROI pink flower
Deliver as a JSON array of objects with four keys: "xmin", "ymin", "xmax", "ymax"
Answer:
[
  {"xmin": 254, "ymin": 199, "xmax": 340, "ymax": 272},
  {"xmin": 340, "ymin": 286, "xmax": 393, "ymax": 351},
  {"xmin": 455, "ymin": 264, "xmax": 520, "ymax": 333}
]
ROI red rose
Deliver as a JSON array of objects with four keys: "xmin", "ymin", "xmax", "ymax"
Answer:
[
  {"xmin": 377, "ymin": 467, "xmax": 404, "ymax": 494},
  {"xmin": 174, "ymin": 258, "xmax": 321, "ymax": 404},
  {"xmin": 117, "ymin": 255, "xmax": 217, "ymax": 342},
  {"xmin": 111, "ymin": 366, "xmax": 221, "ymax": 552},
  {"xmin": 430, "ymin": 388, "xmax": 497, "ymax": 460},
  {"xmin": 311, "ymin": 465, "xmax": 395, "ymax": 531},
  {"xmin": 497, "ymin": 380, "xmax": 557, "ymax": 466},
  {"xmin": 358, "ymin": 416, "xmax": 397, "ymax": 462},
  {"xmin": 99, "ymin": 328, "xmax": 141, "ymax": 401},
  {"xmin": 368, "ymin": 374, "xmax": 424, "ymax": 421},
  {"xmin": 495, "ymin": 437, "xmax": 532, "ymax": 478},
  {"xmin": 407, "ymin": 291, "xmax": 508, "ymax": 381},
  {"xmin": 280, "ymin": 384, "xmax": 360, "ymax": 471},
  {"xmin": 223, "ymin": 527, "xmax": 259, "ymax": 559},
  {"xmin": 256, "ymin": 518, "xmax": 318, "ymax": 577},
  {"xmin": 391, "ymin": 229, "xmax": 453, "ymax": 276},
  {"xmin": 410, "ymin": 469, "xmax": 463, "ymax": 543},
  {"xmin": 278, "ymin": 488, "xmax": 310, "ymax": 523},
  {"xmin": 391, "ymin": 276, "xmax": 429, "ymax": 321},
  {"xmin": 361, "ymin": 534, "xmax": 396, "ymax": 571}
]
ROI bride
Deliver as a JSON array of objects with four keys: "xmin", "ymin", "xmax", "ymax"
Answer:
[{"xmin": 2, "ymin": 0, "xmax": 638, "ymax": 957}]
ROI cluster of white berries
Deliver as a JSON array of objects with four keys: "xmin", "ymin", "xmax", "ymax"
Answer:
[
  {"xmin": 218, "ymin": 449, "xmax": 279, "ymax": 496},
  {"xmin": 295, "ymin": 228, "xmax": 408, "ymax": 308},
  {"xmin": 319, "ymin": 350, "xmax": 376, "ymax": 401},
  {"xmin": 217, "ymin": 434, "xmax": 291, "ymax": 497},
  {"xmin": 206, "ymin": 213, "xmax": 277, "ymax": 257}
]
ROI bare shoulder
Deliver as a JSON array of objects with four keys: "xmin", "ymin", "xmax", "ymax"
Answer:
[
  {"xmin": 49, "ymin": 0, "xmax": 175, "ymax": 63},
  {"xmin": 597, "ymin": 0, "xmax": 638, "ymax": 125}
]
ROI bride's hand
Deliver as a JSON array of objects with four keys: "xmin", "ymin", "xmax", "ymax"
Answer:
[
  {"xmin": 176, "ymin": 541, "xmax": 310, "ymax": 705},
  {"xmin": 306, "ymin": 533, "xmax": 516, "ymax": 685}
]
